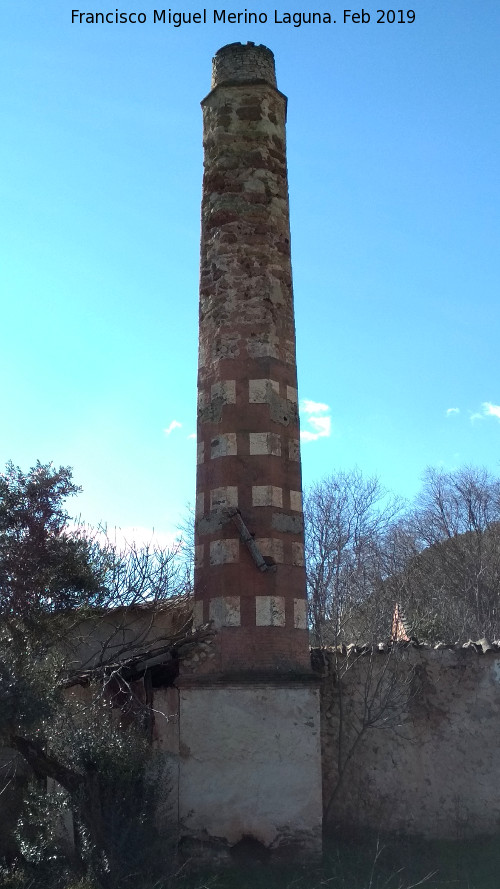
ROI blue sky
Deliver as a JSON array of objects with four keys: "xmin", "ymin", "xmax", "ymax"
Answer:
[{"xmin": 1, "ymin": 1, "xmax": 499, "ymax": 543}]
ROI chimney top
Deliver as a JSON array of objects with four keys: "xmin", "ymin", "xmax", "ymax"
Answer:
[{"xmin": 211, "ymin": 42, "xmax": 277, "ymax": 90}]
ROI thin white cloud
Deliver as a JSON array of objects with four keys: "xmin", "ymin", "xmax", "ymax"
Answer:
[
  {"xmin": 67, "ymin": 523, "xmax": 178, "ymax": 553},
  {"xmin": 301, "ymin": 429, "xmax": 325, "ymax": 443},
  {"xmin": 308, "ymin": 416, "xmax": 331, "ymax": 436},
  {"xmin": 187, "ymin": 433, "xmax": 196, "ymax": 440},
  {"xmin": 446, "ymin": 407, "xmax": 460, "ymax": 416},
  {"xmin": 483, "ymin": 402, "xmax": 500, "ymax": 420},
  {"xmin": 109, "ymin": 526, "xmax": 179, "ymax": 551},
  {"xmin": 300, "ymin": 399, "xmax": 332, "ymax": 443},
  {"xmin": 470, "ymin": 402, "xmax": 500, "ymax": 423},
  {"xmin": 164, "ymin": 420, "xmax": 182, "ymax": 436},
  {"xmin": 301, "ymin": 399, "xmax": 330, "ymax": 415}
]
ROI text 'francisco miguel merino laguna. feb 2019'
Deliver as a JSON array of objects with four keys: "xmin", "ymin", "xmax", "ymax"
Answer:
[{"xmin": 71, "ymin": 9, "xmax": 417, "ymax": 26}]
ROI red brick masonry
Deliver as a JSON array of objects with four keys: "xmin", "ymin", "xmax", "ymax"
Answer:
[{"xmin": 194, "ymin": 43, "xmax": 309, "ymax": 673}]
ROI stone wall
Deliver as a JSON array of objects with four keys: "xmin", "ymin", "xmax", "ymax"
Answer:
[{"xmin": 319, "ymin": 645, "xmax": 500, "ymax": 838}]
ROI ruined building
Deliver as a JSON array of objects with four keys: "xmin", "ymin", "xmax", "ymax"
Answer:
[{"xmin": 176, "ymin": 41, "xmax": 323, "ymax": 856}]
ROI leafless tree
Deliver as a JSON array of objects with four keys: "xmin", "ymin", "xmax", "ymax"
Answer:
[
  {"xmin": 176, "ymin": 501, "xmax": 195, "ymax": 596},
  {"xmin": 304, "ymin": 471, "xmax": 419, "ymax": 832},
  {"xmin": 319, "ymin": 642, "xmax": 417, "ymax": 824},
  {"xmin": 384, "ymin": 466, "xmax": 500, "ymax": 641},
  {"xmin": 304, "ymin": 469, "xmax": 402, "ymax": 646},
  {"xmin": 307, "ymin": 465, "xmax": 500, "ymax": 645}
]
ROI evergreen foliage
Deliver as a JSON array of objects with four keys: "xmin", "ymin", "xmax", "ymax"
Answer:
[{"xmin": 0, "ymin": 461, "xmax": 179, "ymax": 887}]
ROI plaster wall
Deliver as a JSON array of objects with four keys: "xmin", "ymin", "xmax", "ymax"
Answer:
[
  {"xmin": 178, "ymin": 682, "xmax": 322, "ymax": 855},
  {"xmin": 321, "ymin": 647, "xmax": 500, "ymax": 838}
]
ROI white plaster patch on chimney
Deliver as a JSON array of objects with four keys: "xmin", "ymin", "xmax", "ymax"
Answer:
[
  {"xmin": 269, "ymin": 279, "xmax": 285, "ymax": 307},
  {"xmin": 243, "ymin": 171, "xmax": 267, "ymax": 195},
  {"xmin": 249, "ymin": 432, "xmax": 281, "ymax": 456},
  {"xmin": 288, "ymin": 439, "xmax": 300, "ymax": 461},
  {"xmin": 286, "ymin": 386, "xmax": 298, "ymax": 404},
  {"xmin": 209, "ymin": 539, "xmax": 239, "ymax": 565},
  {"xmin": 209, "ymin": 595, "xmax": 241, "ymax": 627},
  {"xmin": 252, "ymin": 485, "xmax": 283, "ymax": 508},
  {"xmin": 197, "ymin": 441, "xmax": 205, "ymax": 465},
  {"xmin": 290, "ymin": 490, "xmax": 303, "ymax": 512},
  {"xmin": 198, "ymin": 341, "xmax": 207, "ymax": 369},
  {"xmin": 254, "ymin": 538, "xmax": 284, "ymax": 564},
  {"xmin": 256, "ymin": 595, "xmax": 286, "ymax": 627},
  {"xmin": 195, "ymin": 492, "xmax": 205, "ymax": 518},
  {"xmin": 282, "ymin": 340, "xmax": 295, "ymax": 364},
  {"xmin": 194, "ymin": 544, "xmax": 204, "ymax": 568},
  {"xmin": 210, "ymin": 486, "xmax": 238, "ymax": 510},
  {"xmin": 247, "ymin": 336, "xmax": 279, "ymax": 360},
  {"xmin": 211, "ymin": 379, "xmax": 236, "ymax": 404},
  {"xmin": 293, "ymin": 599, "xmax": 307, "ymax": 630},
  {"xmin": 198, "ymin": 389, "xmax": 208, "ymax": 408},
  {"xmin": 192, "ymin": 600, "xmax": 204, "ymax": 628},
  {"xmin": 291, "ymin": 541, "xmax": 305, "ymax": 567},
  {"xmin": 249, "ymin": 379, "xmax": 280, "ymax": 403},
  {"xmin": 212, "ymin": 332, "xmax": 240, "ymax": 361},
  {"xmin": 211, "ymin": 433, "xmax": 237, "ymax": 459}
]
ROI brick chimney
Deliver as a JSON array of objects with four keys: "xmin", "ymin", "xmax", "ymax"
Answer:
[
  {"xmin": 194, "ymin": 42, "xmax": 309, "ymax": 674},
  {"xmin": 177, "ymin": 48, "xmax": 322, "ymax": 856}
]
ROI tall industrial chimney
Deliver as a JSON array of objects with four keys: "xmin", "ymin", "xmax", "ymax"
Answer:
[
  {"xmin": 178, "ymin": 44, "xmax": 322, "ymax": 858},
  {"xmin": 194, "ymin": 41, "xmax": 309, "ymax": 674}
]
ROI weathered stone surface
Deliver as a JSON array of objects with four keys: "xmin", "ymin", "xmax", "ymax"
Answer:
[
  {"xmin": 256, "ymin": 595, "xmax": 286, "ymax": 626},
  {"xmin": 195, "ymin": 492, "xmax": 204, "ymax": 517},
  {"xmin": 271, "ymin": 512, "xmax": 303, "ymax": 534},
  {"xmin": 252, "ymin": 485, "xmax": 283, "ymax": 507},
  {"xmin": 249, "ymin": 378, "xmax": 280, "ymax": 403},
  {"xmin": 209, "ymin": 596, "xmax": 241, "ymax": 626},
  {"xmin": 211, "ymin": 42, "xmax": 277, "ymax": 90},
  {"xmin": 254, "ymin": 538, "xmax": 284, "ymax": 564},
  {"xmin": 288, "ymin": 439, "xmax": 300, "ymax": 461},
  {"xmin": 291, "ymin": 542, "xmax": 305, "ymax": 567},
  {"xmin": 211, "ymin": 432, "xmax": 237, "ymax": 458},
  {"xmin": 198, "ymin": 395, "xmax": 225, "ymax": 424},
  {"xmin": 268, "ymin": 391, "xmax": 298, "ymax": 426},
  {"xmin": 293, "ymin": 599, "xmax": 308, "ymax": 630},
  {"xmin": 209, "ymin": 538, "xmax": 239, "ymax": 565},
  {"xmin": 196, "ymin": 510, "xmax": 228, "ymax": 536},
  {"xmin": 211, "ymin": 379, "xmax": 236, "ymax": 403},
  {"xmin": 210, "ymin": 486, "xmax": 238, "ymax": 510},
  {"xmin": 249, "ymin": 431, "xmax": 281, "ymax": 456},
  {"xmin": 195, "ymin": 41, "xmax": 309, "ymax": 666},
  {"xmin": 192, "ymin": 600, "xmax": 204, "ymax": 627}
]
